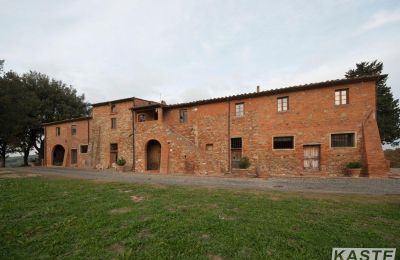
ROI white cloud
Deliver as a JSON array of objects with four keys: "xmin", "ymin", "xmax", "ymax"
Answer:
[{"xmin": 362, "ymin": 9, "xmax": 400, "ymax": 31}]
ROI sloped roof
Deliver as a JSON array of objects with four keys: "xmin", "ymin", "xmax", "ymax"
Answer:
[
  {"xmin": 42, "ymin": 116, "xmax": 92, "ymax": 126},
  {"xmin": 165, "ymin": 75, "xmax": 386, "ymax": 109}
]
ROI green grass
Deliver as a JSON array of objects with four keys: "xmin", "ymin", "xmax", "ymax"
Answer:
[{"xmin": 0, "ymin": 174, "xmax": 399, "ymax": 259}]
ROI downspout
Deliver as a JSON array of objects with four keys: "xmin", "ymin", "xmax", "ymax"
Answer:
[
  {"xmin": 132, "ymin": 108, "xmax": 136, "ymax": 172},
  {"xmin": 43, "ymin": 126, "xmax": 47, "ymax": 166},
  {"xmin": 228, "ymin": 98, "xmax": 231, "ymax": 173}
]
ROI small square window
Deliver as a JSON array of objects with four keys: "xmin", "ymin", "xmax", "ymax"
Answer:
[
  {"xmin": 273, "ymin": 136, "xmax": 294, "ymax": 149},
  {"xmin": 231, "ymin": 138, "xmax": 242, "ymax": 149},
  {"xmin": 56, "ymin": 127, "xmax": 60, "ymax": 136},
  {"xmin": 71, "ymin": 125, "xmax": 77, "ymax": 136},
  {"xmin": 235, "ymin": 103, "xmax": 244, "ymax": 117},
  {"xmin": 179, "ymin": 109, "xmax": 188, "ymax": 123},
  {"xmin": 138, "ymin": 114, "xmax": 146, "ymax": 122},
  {"xmin": 331, "ymin": 133, "xmax": 355, "ymax": 147},
  {"xmin": 335, "ymin": 89, "xmax": 349, "ymax": 105},
  {"xmin": 80, "ymin": 145, "xmax": 88, "ymax": 153},
  {"xmin": 206, "ymin": 144, "xmax": 213, "ymax": 151},
  {"xmin": 277, "ymin": 97, "xmax": 288, "ymax": 112},
  {"xmin": 111, "ymin": 118, "xmax": 117, "ymax": 129}
]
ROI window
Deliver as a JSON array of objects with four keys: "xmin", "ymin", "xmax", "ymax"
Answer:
[
  {"xmin": 138, "ymin": 113, "xmax": 146, "ymax": 122},
  {"xmin": 56, "ymin": 127, "xmax": 60, "ymax": 136},
  {"xmin": 71, "ymin": 125, "xmax": 77, "ymax": 136},
  {"xmin": 231, "ymin": 138, "xmax": 242, "ymax": 168},
  {"xmin": 111, "ymin": 104, "xmax": 116, "ymax": 113},
  {"xmin": 235, "ymin": 103, "xmax": 244, "ymax": 117},
  {"xmin": 273, "ymin": 136, "xmax": 294, "ymax": 149},
  {"xmin": 277, "ymin": 97, "xmax": 288, "ymax": 112},
  {"xmin": 231, "ymin": 137, "xmax": 242, "ymax": 149},
  {"xmin": 335, "ymin": 89, "xmax": 349, "ymax": 105},
  {"xmin": 110, "ymin": 143, "xmax": 118, "ymax": 164},
  {"xmin": 111, "ymin": 118, "xmax": 117, "ymax": 129},
  {"xmin": 80, "ymin": 145, "xmax": 88, "ymax": 153},
  {"xmin": 331, "ymin": 133, "xmax": 355, "ymax": 147},
  {"xmin": 71, "ymin": 149, "xmax": 77, "ymax": 164},
  {"xmin": 206, "ymin": 144, "xmax": 213, "ymax": 151},
  {"xmin": 179, "ymin": 109, "xmax": 188, "ymax": 123}
]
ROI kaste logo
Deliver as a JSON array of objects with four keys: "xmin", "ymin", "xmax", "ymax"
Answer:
[{"xmin": 332, "ymin": 248, "xmax": 396, "ymax": 260}]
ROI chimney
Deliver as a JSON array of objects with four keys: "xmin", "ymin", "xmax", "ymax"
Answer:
[{"xmin": 256, "ymin": 85, "xmax": 260, "ymax": 93}]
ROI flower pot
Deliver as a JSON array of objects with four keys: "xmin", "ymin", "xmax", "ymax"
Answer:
[
  {"xmin": 346, "ymin": 168, "xmax": 361, "ymax": 177},
  {"xmin": 116, "ymin": 165, "xmax": 125, "ymax": 172}
]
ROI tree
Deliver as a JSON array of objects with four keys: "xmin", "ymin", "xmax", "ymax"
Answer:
[
  {"xmin": 21, "ymin": 72, "xmax": 90, "ymax": 162},
  {"xmin": 345, "ymin": 60, "xmax": 400, "ymax": 146},
  {"xmin": 0, "ymin": 71, "xmax": 38, "ymax": 167},
  {"xmin": 0, "ymin": 60, "xmax": 4, "ymax": 73}
]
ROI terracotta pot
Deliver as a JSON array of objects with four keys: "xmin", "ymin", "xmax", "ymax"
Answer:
[
  {"xmin": 346, "ymin": 168, "xmax": 361, "ymax": 177},
  {"xmin": 116, "ymin": 165, "xmax": 125, "ymax": 172}
]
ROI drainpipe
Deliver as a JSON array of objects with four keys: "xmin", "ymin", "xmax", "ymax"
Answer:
[
  {"xmin": 228, "ymin": 98, "xmax": 231, "ymax": 173},
  {"xmin": 43, "ymin": 126, "xmax": 47, "ymax": 166},
  {"xmin": 132, "ymin": 107, "xmax": 136, "ymax": 172}
]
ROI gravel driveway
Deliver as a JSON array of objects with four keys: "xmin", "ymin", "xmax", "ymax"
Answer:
[{"xmin": 8, "ymin": 167, "xmax": 400, "ymax": 195}]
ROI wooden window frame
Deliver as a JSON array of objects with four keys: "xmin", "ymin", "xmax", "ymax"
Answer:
[
  {"xmin": 330, "ymin": 132, "xmax": 356, "ymax": 148},
  {"xmin": 277, "ymin": 96, "xmax": 289, "ymax": 112},
  {"xmin": 80, "ymin": 144, "xmax": 88, "ymax": 154},
  {"xmin": 179, "ymin": 109, "xmax": 188, "ymax": 123},
  {"xmin": 335, "ymin": 89, "xmax": 349, "ymax": 105},
  {"xmin": 272, "ymin": 136, "xmax": 295, "ymax": 150},
  {"xmin": 235, "ymin": 103, "xmax": 244, "ymax": 117},
  {"xmin": 111, "ymin": 118, "xmax": 117, "ymax": 129},
  {"xmin": 71, "ymin": 125, "xmax": 77, "ymax": 136}
]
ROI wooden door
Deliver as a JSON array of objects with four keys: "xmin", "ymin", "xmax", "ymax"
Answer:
[
  {"xmin": 71, "ymin": 149, "xmax": 77, "ymax": 165},
  {"xmin": 147, "ymin": 140, "xmax": 161, "ymax": 170},
  {"xmin": 304, "ymin": 145, "xmax": 320, "ymax": 171},
  {"xmin": 231, "ymin": 149, "xmax": 242, "ymax": 169}
]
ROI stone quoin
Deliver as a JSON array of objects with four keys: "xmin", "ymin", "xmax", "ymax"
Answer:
[{"xmin": 42, "ymin": 75, "xmax": 390, "ymax": 177}]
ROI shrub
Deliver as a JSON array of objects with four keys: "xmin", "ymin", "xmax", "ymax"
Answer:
[
  {"xmin": 346, "ymin": 162, "xmax": 362, "ymax": 169},
  {"xmin": 239, "ymin": 157, "xmax": 251, "ymax": 169},
  {"xmin": 116, "ymin": 158, "xmax": 126, "ymax": 166}
]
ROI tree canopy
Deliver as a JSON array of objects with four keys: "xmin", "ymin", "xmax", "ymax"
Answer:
[
  {"xmin": 0, "ymin": 62, "xmax": 90, "ymax": 167},
  {"xmin": 345, "ymin": 60, "xmax": 400, "ymax": 146}
]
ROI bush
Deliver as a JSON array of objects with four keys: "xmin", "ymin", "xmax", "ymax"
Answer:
[
  {"xmin": 346, "ymin": 162, "xmax": 362, "ymax": 169},
  {"xmin": 239, "ymin": 157, "xmax": 250, "ymax": 169},
  {"xmin": 116, "ymin": 158, "xmax": 126, "ymax": 166}
]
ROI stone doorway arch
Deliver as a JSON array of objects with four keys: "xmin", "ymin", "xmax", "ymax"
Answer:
[
  {"xmin": 52, "ymin": 145, "xmax": 65, "ymax": 166},
  {"xmin": 146, "ymin": 140, "xmax": 161, "ymax": 171}
]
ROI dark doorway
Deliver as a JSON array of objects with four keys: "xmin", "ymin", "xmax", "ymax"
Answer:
[
  {"xmin": 231, "ymin": 137, "xmax": 242, "ymax": 169},
  {"xmin": 110, "ymin": 143, "xmax": 118, "ymax": 165},
  {"xmin": 147, "ymin": 140, "xmax": 161, "ymax": 171},
  {"xmin": 52, "ymin": 145, "xmax": 65, "ymax": 166}
]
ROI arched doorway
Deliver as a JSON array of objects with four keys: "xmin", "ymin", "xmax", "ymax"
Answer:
[
  {"xmin": 52, "ymin": 145, "xmax": 65, "ymax": 166},
  {"xmin": 146, "ymin": 140, "xmax": 161, "ymax": 171}
]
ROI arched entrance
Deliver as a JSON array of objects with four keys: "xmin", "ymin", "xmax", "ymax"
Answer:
[
  {"xmin": 146, "ymin": 140, "xmax": 161, "ymax": 171},
  {"xmin": 52, "ymin": 145, "xmax": 65, "ymax": 166}
]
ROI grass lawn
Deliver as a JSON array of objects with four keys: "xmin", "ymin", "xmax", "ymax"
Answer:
[{"xmin": 0, "ymin": 173, "xmax": 399, "ymax": 259}]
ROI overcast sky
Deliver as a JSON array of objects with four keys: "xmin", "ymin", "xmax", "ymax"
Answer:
[{"xmin": 1, "ymin": 0, "xmax": 400, "ymax": 105}]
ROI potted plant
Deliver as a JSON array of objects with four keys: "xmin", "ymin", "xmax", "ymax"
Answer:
[
  {"xmin": 116, "ymin": 158, "xmax": 126, "ymax": 172},
  {"xmin": 346, "ymin": 162, "xmax": 362, "ymax": 177},
  {"xmin": 239, "ymin": 157, "xmax": 257, "ymax": 177}
]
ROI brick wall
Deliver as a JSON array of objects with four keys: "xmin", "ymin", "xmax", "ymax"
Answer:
[{"xmin": 44, "ymin": 78, "xmax": 389, "ymax": 177}]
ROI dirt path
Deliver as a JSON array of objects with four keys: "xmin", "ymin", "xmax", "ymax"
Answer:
[{"xmin": 6, "ymin": 167, "xmax": 400, "ymax": 195}]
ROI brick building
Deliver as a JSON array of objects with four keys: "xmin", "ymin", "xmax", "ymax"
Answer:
[{"xmin": 43, "ymin": 75, "xmax": 389, "ymax": 177}]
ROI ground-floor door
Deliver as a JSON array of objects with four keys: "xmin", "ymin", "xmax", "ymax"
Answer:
[
  {"xmin": 304, "ymin": 145, "xmax": 320, "ymax": 171},
  {"xmin": 147, "ymin": 140, "xmax": 161, "ymax": 171}
]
